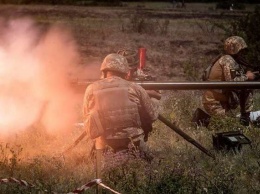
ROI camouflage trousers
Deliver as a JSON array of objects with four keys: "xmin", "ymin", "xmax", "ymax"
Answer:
[
  {"xmin": 101, "ymin": 138, "xmax": 153, "ymax": 171},
  {"xmin": 142, "ymin": 96, "xmax": 160, "ymax": 142},
  {"xmin": 203, "ymin": 89, "xmax": 253, "ymax": 116}
]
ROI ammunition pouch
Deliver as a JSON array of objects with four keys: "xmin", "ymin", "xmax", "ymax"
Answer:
[
  {"xmin": 141, "ymin": 122, "xmax": 153, "ymax": 142},
  {"xmin": 105, "ymin": 134, "xmax": 142, "ymax": 152},
  {"xmin": 212, "ymin": 131, "xmax": 251, "ymax": 152}
]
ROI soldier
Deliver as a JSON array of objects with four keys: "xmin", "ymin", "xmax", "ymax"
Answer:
[
  {"xmin": 83, "ymin": 53, "xmax": 158, "ymax": 168},
  {"xmin": 202, "ymin": 36, "xmax": 255, "ymax": 126},
  {"xmin": 117, "ymin": 48, "xmax": 161, "ymax": 140}
]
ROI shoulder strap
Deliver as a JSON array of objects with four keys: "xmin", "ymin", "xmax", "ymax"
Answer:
[{"xmin": 202, "ymin": 55, "xmax": 222, "ymax": 81}]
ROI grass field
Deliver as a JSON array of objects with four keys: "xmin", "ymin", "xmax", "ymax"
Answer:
[{"xmin": 0, "ymin": 3, "xmax": 260, "ymax": 194}]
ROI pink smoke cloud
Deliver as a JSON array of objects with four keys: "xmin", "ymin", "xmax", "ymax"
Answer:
[{"xmin": 0, "ymin": 17, "xmax": 81, "ymax": 136}]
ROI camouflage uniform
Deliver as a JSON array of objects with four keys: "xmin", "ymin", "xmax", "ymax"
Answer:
[
  {"xmin": 202, "ymin": 36, "xmax": 253, "ymax": 119},
  {"xmin": 83, "ymin": 54, "xmax": 158, "ymax": 167},
  {"xmin": 117, "ymin": 49, "xmax": 161, "ymax": 141},
  {"xmin": 83, "ymin": 76, "xmax": 158, "ymax": 142}
]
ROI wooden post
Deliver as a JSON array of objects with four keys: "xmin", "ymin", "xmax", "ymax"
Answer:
[{"xmin": 95, "ymin": 137, "xmax": 106, "ymax": 194}]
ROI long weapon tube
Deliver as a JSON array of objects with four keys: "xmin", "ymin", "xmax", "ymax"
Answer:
[
  {"xmin": 136, "ymin": 81, "xmax": 260, "ymax": 90},
  {"xmin": 73, "ymin": 81, "xmax": 260, "ymax": 90},
  {"xmin": 62, "ymin": 131, "xmax": 87, "ymax": 154},
  {"xmin": 158, "ymin": 114, "xmax": 215, "ymax": 159}
]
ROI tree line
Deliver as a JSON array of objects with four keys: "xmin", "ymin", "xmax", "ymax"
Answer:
[{"xmin": 0, "ymin": 0, "xmax": 258, "ymax": 5}]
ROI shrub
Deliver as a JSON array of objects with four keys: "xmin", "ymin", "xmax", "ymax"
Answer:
[
  {"xmin": 230, "ymin": 6, "xmax": 260, "ymax": 67},
  {"xmin": 216, "ymin": 2, "xmax": 232, "ymax": 10},
  {"xmin": 122, "ymin": 14, "xmax": 170, "ymax": 36},
  {"xmin": 216, "ymin": 1, "xmax": 245, "ymax": 10}
]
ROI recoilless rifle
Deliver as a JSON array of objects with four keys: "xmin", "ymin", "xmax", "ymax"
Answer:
[
  {"xmin": 68, "ymin": 47, "xmax": 260, "ymax": 159},
  {"xmin": 69, "ymin": 79, "xmax": 260, "ymax": 159}
]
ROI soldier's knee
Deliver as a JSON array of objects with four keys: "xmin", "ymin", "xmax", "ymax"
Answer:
[{"xmin": 203, "ymin": 103, "xmax": 226, "ymax": 116}]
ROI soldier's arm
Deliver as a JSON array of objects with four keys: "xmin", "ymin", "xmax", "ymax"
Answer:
[
  {"xmin": 82, "ymin": 85, "xmax": 103, "ymax": 140},
  {"xmin": 221, "ymin": 56, "xmax": 248, "ymax": 81},
  {"xmin": 245, "ymin": 71, "xmax": 256, "ymax": 81},
  {"xmin": 146, "ymin": 90, "xmax": 162, "ymax": 100},
  {"xmin": 133, "ymin": 84, "xmax": 159, "ymax": 122}
]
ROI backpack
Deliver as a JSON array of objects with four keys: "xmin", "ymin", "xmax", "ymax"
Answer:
[{"xmin": 201, "ymin": 55, "xmax": 222, "ymax": 81}]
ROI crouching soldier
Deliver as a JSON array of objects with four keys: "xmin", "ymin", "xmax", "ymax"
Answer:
[
  {"xmin": 117, "ymin": 48, "xmax": 162, "ymax": 141},
  {"xmin": 83, "ymin": 53, "xmax": 159, "ymax": 169},
  {"xmin": 202, "ymin": 36, "xmax": 255, "ymax": 126}
]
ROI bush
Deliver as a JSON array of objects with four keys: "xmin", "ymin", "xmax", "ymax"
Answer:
[
  {"xmin": 216, "ymin": 2, "xmax": 232, "ymax": 10},
  {"xmin": 122, "ymin": 14, "xmax": 170, "ymax": 36},
  {"xmin": 230, "ymin": 6, "xmax": 260, "ymax": 67},
  {"xmin": 216, "ymin": 2, "xmax": 245, "ymax": 10},
  {"xmin": 233, "ymin": 3, "xmax": 246, "ymax": 10}
]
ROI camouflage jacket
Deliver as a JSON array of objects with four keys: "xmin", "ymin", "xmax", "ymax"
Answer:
[
  {"xmin": 83, "ymin": 76, "xmax": 159, "ymax": 139},
  {"xmin": 208, "ymin": 54, "xmax": 248, "ymax": 82}
]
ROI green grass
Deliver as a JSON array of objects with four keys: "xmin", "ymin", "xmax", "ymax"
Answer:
[
  {"xmin": 124, "ymin": 2, "xmax": 259, "ymax": 12},
  {"xmin": 2, "ymin": 90, "xmax": 260, "ymax": 193},
  {"xmin": 1, "ymin": 4, "xmax": 260, "ymax": 194}
]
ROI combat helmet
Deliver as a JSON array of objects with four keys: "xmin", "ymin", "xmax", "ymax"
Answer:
[
  {"xmin": 117, "ymin": 49, "xmax": 139, "ymax": 68},
  {"xmin": 224, "ymin": 36, "xmax": 247, "ymax": 55},
  {"xmin": 100, "ymin": 53, "xmax": 129, "ymax": 74}
]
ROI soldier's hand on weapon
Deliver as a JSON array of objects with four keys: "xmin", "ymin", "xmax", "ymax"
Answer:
[
  {"xmin": 246, "ymin": 70, "xmax": 256, "ymax": 81},
  {"xmin": 252, "ymin": 71, "xmax": 260, "ymax": 80},
  {"xmin": 146, "ymin": 90, "xmax": 161, "ymax": 100}
]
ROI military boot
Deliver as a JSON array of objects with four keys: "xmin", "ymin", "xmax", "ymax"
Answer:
[{"xmin": 240, "ymin": 112, "xmax": 250, "ymax": 127}]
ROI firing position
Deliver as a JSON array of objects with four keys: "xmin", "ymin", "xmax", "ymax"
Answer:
[
  {"xmin": 117, "ymin": 48, "xmax": 162, "ymax": 141},
  {"xmin": 83, "ymin": 53, "xmax": 159, "ymax": 169},
  {"xmin": 202, "ymin": 36, "xmax": 255, "ymax": 126}
]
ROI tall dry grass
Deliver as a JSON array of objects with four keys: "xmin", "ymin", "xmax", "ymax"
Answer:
[{"xmin": 1, "ymin": 3, "xmax": 260, "ymax": 194}]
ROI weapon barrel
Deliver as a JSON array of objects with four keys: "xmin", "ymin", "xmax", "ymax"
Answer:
[
  {"xmin": 137, "ymin": 81, "xmax": 260, "ymax": 90},
  {"xmin": 158, "ymin": 114, "xmax": 215, "ymax": 159},
  {"xmin": 72, "ymin": 80, "xmax": 260, "ymax": 92}
]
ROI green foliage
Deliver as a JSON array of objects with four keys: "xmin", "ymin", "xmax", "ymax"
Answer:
[
  {"xmin": 0, "ymin": 0, "xmax": 123, "ymax": 5},
  {"xmin": 230, "ymin": 6, "xmax": 260, "ymax": 67},
  {"xmin": 183, "ymin": 54, "xmax": 216, "ymax": 81},
  {"xmin": 209, "ymin": 6, "xmax": 260, "ymax": 69},
  {"xmin": 216, "ymin": 1, "xmax": 246, "ymax": 10},
  {"xmin": 208, "ymin": 116, "xmax": 244, "ymax": 132},
  {"xmin": 154, "ymin": 172, "xmax": 190, "ymax": 194},
  {"xmin": 1, "ymin": 3, "xmax": 260, "ymax": 194},
  {"xmin": 183, "ymin": 59, "xmax": 201, "ymax": 81},
  {"xmin": 2, "ymin": 91, "xmax": 260, "ymax": 193},
  {"xmin": 0, "ymin": 0, "xmax": 60, "ymax": 4},
  {"xmin": 122, "ymin": 14, "xmax": 170, "ymax": 36},
  {"xmin": 0, "ymin": 143, "xmax": 23, "ymax": 177}
]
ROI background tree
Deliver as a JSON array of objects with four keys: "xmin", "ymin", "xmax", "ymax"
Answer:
[{"xmin": 231, "ymin": 6, "xmax": 260, "ymax": 67}]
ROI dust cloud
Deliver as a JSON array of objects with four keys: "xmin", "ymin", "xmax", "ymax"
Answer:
[{"xmin": 0, "ymin": 17, "xmax": 85, "ymax": 137}]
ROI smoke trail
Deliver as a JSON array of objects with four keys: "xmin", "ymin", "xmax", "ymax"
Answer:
[{"xmin": 0, "ymin": 17, "xmax": 80, "ymax": 136}]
